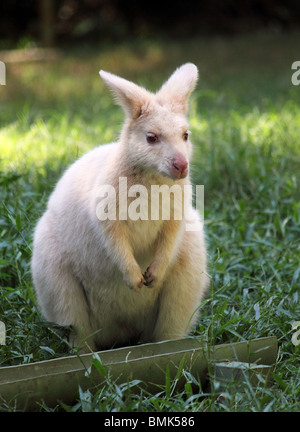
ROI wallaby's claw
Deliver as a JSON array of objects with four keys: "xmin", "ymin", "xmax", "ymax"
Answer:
[
  {"xmin": 134, "ymin": 276, "xmax": 145, "ymax": 292},
  {"xmin": 124, "ymin": 268, "xmax": 145, "ymax": 291},
  {"xmin": 143, "ymin": 267, "xmax": 155, "ymax": 288}
]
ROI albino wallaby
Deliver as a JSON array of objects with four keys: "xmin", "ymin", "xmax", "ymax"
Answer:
[{"xmin": 31, "ymin": 63, "xmax": 209, "ymax": 351}]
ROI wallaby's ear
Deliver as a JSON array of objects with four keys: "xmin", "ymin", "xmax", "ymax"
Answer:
[
  {"xmin": 99, "ymin": 70, "xmax": 150, "ymax": 119},
  {"xmin": 156, "ymin": 63, "xmax": 198, "ymax": 114}
]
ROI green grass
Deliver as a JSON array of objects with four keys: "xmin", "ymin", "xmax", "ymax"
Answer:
[{"xmin": 0, "ymin": 33, "xmax": 299, "ymax": 411}]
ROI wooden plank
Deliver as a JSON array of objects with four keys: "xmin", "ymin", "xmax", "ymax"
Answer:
[{"xmin": 0, "ymin": 336, "xmax": 277, "ymax": 411}]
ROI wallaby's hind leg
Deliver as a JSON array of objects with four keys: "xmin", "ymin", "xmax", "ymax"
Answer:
[
  {"xmin": 152, "ymin": 229, "xmax": 209, "ymax": 342},
  {"xmin": 32, "ymin": 252, "xmax": 95, "ymax": 351}
]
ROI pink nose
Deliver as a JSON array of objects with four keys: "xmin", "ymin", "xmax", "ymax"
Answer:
[{"xmin": 171, "ymin": 154, "xmax": 188, "ymax": 179}]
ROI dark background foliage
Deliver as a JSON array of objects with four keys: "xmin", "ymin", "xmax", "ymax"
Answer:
[{"xmin": 1, "ymin": 0, "xmax": 300, "ymax": 48}]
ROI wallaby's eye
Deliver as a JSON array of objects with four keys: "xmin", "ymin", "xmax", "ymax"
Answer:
[
  {"xmin": 146, "ymin": 132, "xmax": 160, "ymax": 145},
  {"xmin": 183, "ymin": 130, "xmax": 190, "ymax": 141}
]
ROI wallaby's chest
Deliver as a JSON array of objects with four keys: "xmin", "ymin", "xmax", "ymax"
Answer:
[{"xmin": 127, "ymin": 217, "xmax": 163, "ymax": 253}]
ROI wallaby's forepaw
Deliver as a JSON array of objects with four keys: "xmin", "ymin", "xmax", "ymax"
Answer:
[
  {"xmin": 124, "ymin": 271, "xmax": 145, "ymax": 292},
  {"xmin": 135, "ymin": 275, "xmax": 145, "ymax": 291},
  {"xmin": 143, "ymin": 266, "xmax": 156, "ymax": 288}
]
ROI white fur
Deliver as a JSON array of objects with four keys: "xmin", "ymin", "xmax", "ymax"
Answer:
[{"xmin": 31, "ymin": 63, "xmax": 209, "ymax": 351}]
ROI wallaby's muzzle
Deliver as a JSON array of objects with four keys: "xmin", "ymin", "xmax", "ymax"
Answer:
[{"xmin": 171, "ymin": 153, "xmax": 188, "ymax": 179}]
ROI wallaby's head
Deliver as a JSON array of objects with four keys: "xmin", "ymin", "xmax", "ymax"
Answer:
[{"xmin": 99, "ymin": 63, "xmax": 198, "ymax": 180}]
